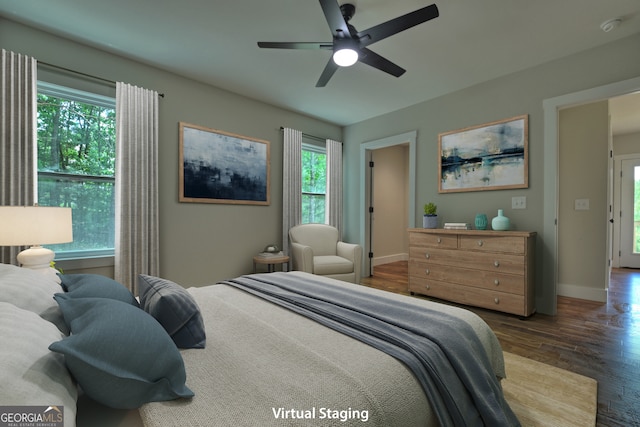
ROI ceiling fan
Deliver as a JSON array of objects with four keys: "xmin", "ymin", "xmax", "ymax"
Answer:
[{"xmin": 257, "ymin": 0, "xmax": 439, "ymax": 87}]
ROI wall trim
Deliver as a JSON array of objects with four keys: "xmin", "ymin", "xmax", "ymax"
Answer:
[
  {"xmin": 372, "ymin": 253, "xmax": 409, "ymax": 267},
  {"xmin": 557, "ymin": 282, "xmax": 607, "ymax": 303}
]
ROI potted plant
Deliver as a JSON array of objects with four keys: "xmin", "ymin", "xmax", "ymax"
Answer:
[{"xmin": 423, "ymin": 203, "xmax": 438, "ymax": 228}]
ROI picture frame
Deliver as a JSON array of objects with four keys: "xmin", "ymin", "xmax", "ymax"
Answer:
[
  {"xmin": 438, "ymin": 114, "xmax": 528, "ymax": 193},
  {"xmin": 179, "ymin": 122, "xmax": 270, "ymax": 205}
]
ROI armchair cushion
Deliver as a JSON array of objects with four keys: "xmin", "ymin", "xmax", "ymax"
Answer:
[{"xmin": 314, "ymin": 256, "xmax": 354, "ymax": 276}]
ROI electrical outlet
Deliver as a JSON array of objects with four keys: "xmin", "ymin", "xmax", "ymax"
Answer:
[
  {"xmin": 575, "ymin": 199, "xmax": 590, "ymax": 210},
  {"xmin": 512, "ymin": 196, "xmax": 527, "ymax": 209}
]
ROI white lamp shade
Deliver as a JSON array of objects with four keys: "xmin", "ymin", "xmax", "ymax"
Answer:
[
  {"xmin": 333, "ymin": 48, "xmax": 359, "ymax": 67},
  {"xmin": 0, "ymin": 206, "xmax": 73, "ymax": 246}
]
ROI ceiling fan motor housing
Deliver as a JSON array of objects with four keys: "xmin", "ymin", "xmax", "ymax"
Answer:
[{"xmin": 340, "ymin": 3, "xmax": 355, "ymax": 22}]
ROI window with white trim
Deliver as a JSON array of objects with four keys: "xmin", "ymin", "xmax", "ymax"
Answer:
[
  {"xmin": 37, "ymin": 82, "xmax": 116, "ymax": 259},
  {"xmin": 301, "ymin": 143, "xmax": 326, "ymax": 224}
]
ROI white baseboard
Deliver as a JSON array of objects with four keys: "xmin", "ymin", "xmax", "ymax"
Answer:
[
  {"xmin": 557, "ymin": 282, "xmax": 607, "ymax": 303},
  {"xmin": 372, "ymin": 253, "xmax": 408, "ymax": 267}
]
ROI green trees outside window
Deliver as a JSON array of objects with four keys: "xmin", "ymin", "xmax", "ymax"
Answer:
[
  {"xmin": 301, "ymin": 147, "xmax": 326, "ymax": 224},
  {"xmin": 37, "ymin": 87, "xmax": 116, "ymax": 258}
]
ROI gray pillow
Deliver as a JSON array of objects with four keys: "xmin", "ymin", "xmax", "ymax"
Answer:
[
  {"xmin": 59, "ymin": 273, "xmax": 139, "ymax": 306},
  {"xmin": 0, "ymin": 302, "xmax": 77, "ymax": 426},
  {"xmin": 49, "ymin": 295, "xmax": 194, "ymax": 409},
  {"xmin": 0, "ymin": 263, "xmax": 67, "ymax": 334},
  {"xmin": 138, "ymin": 274, "xmax": 206, "ymax": 349}
]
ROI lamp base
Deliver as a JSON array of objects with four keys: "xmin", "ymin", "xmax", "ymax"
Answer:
[{"xmin": 16, "ymin": 245, "xmax": 61, "ymax": 283}]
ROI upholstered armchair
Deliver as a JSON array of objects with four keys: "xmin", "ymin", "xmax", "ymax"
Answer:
[{"xmin": 288, "ymin": 224, "xmax": 362, "ymax": 284}]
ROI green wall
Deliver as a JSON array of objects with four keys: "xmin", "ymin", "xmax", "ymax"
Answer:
[
  {"xmin": 1, "ymin": 18, "xmax": 341, "ymax": 285},
  {"xmin": 4, "ymin": 16, "xmax": 640, "ymax": 314},
  {"xmin": 342, "ymin": 33, "xmax": 640, "ymax": 314}
]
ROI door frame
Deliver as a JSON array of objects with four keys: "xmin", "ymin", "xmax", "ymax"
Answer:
[
  {"xmin": 614, "ymin": 154, "xmax": 640, "ymax": 267},
  {"xmin": 543, "ymin": 75, "xmax": 640, "ymax": 314},
  {"xmin": 359, "ymin": 131, "xmax": 417, "ymax": 277}
]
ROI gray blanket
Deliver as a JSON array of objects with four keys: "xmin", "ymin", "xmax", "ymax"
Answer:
[{"xmin": 223, "ymin": 272, "xmax": 520, "ymax": 427}]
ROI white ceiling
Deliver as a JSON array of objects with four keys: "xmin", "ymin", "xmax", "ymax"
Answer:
[{"xmin": 1, "ymin": 0, "xmax": 639, "ymax": 130}]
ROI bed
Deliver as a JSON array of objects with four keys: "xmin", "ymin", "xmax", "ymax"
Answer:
[{"xmin": 0, "ymin": 264, "xmax": 518, "ymax": 427}]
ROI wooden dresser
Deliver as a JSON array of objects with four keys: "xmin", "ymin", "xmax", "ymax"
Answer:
[{"xmin": 408, "ymin": 228, "xmax": 536, "ymax": 317}]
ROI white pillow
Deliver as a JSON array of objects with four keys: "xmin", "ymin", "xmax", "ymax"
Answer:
[
  {"xmin": 0, "ymin": 302, "xmax": 77, "ymax": 427},
  {"xmin": 0, "ymin": 263, "xmax": 66, "ymax": 332}
]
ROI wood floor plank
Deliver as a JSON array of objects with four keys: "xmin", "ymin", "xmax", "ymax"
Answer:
[{"xmin": 360, "ymin": 262, "xmax": 640, "ymax": 427}]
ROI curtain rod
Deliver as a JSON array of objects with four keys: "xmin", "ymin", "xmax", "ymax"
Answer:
[
  {"xmin": 279, "ymin": 127, "xmax": 326, "ymax": 143},
  {"xmin": 38, "ymin": 60, "xmax": 165, "ymax": 98}
]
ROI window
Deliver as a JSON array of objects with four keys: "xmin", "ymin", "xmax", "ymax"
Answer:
[
  {"xmin": 37, "ymin": 82, "xmax": 116, "ymax": 259},
  {"xmin": 301, "ymin": 143, "xmax": 326, "ymax": 224}
]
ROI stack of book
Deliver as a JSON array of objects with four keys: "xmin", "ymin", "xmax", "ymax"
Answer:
[
  {"xmin": 443, "ymin": 222, "xmax": 469, "ymax": 230},
  {"xmin": 257, "ymin": 251, "xmax": 285, "ymax": 258}
]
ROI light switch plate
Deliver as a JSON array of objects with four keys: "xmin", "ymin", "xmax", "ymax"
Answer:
[
  {"xmin": 512, "ymin": 196, "xmax": 527, "ymax": 209},
  {"xmin": 575, "ymin": 198, "xmax": 590, "ymax": 210}
]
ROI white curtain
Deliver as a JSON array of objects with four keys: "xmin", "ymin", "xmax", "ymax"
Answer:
[
  {"xmin": 282, "ymin": 128, "xmax": 302, "ymax": 255},
  {"xmin": 115, "ymin": 82, "xmax": 159, "ymax": 293},
  {"xmin": 0, "ymin": 50, "xmax": 37, "ymax": 265},
  {"xmin": 325, "ymin": 138, "xmax": 343, "ymax": 237}
]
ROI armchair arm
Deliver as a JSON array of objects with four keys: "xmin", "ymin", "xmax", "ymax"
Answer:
[
  {"xmin": 337, "ymin": 241, "xmax": 363, "ymax": 284},
  {"xmin": 290, "ymin": 242, "xmax": 314, "ymax": 273},
  {"xmin": 336, "ymin": 241, "xmax": 360, "ymax": 262}
]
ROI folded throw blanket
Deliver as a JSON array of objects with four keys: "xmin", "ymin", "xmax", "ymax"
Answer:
[{"xmin": 222, "ymin": 272, "xmax": 520, "ymax": 427}]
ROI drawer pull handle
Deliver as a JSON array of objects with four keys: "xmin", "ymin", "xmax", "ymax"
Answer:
[
  {"xmin": 494, "ymin": 279, "xmax": 500, "ymax": 286},
  {"xmin": 425, "ymin": 253, "xmax": 430, "ymax": 259},
  {"xmin": 494, "ymin": 260, "xmax": 500, "ymax": 267},
  {"xmin": 477, "ymin": 240, "xmax": 484, "ymax": 246},
  {"xmin": 494, "ymin": 297, "xmax": 500, "ymax": 304},
  {"xmin": 425, "ymin": 269, "xmax": 430, "ymax": 275},
  {"xmin": 425, "ymin": 284, "xmax": 431, "ymax": 290},
  {"xmin": 436, "ymin": 237, "xmax": 442, "ymax": 243}
]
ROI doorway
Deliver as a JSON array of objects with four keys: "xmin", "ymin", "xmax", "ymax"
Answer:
[
  {"xmin": 618, "ymin": 156, "xmax": 640, "ymax": 268},
  {"xmin": 359, "ymin": 131, "xmax": 417, "ymax": 277},
  {"xmin": 544, "ymin": 76, "xmax": 640, "ymax": 314}
]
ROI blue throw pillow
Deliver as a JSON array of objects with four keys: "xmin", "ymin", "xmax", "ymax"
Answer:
[
  {"xmin": 59, "ymin": 274, "xmax": 139, "ymax": 306},
  {"xmin": 49, "ymin": 295, "xmax": 194, "ymax": 409},
  {"xmin": 138, "ymin": 274, "xmax": 206, "ymax": 349}
]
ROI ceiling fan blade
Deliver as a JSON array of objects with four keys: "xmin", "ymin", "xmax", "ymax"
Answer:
[
  {"xmin": 319, "ymin": 0, "xmax": 351, "ymax": 38},
  {"xmin": 316, "ymin": 59, "xmax": 339, "ymax": 87},
  {"xmin": 358, "ymin": 48, "xmax": 406, "ymax": 77},
  {"xmin": 357, "ymin": 4, "xmax": 439, "ymax": 47},
  {"xmin": 258, "ymin": 42, "xmax": 333, "ymax": 50}
]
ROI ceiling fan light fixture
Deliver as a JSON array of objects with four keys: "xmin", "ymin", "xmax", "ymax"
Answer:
[{"xmin": 333, "ymin": 48, "xmax": 358, "ymax": 67}]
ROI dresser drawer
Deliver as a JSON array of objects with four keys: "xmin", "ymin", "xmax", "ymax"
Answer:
[
  {"xmin": 458, "ymin": 235, "xmax": 526, "ymax": 254},
  {"xmin": 408, "ymin": 277, "xmax": 461, "ymax": 301},
  {"xmin": 455, "ymin": 285, "xmax": 526, "ymax": 316},
  {"xmin": 409, "ymin": 277, "xmax": 526, "ymax": 316},
  {"xmin": 409, "ymin": 262, "xmax": 525, "ymax": 295},
  {"xmin": 410, "ymin": 247, "xmax": 526, "ymax": 275},
  {"xmin": 409, "ymin": 232, "xmax": 458, "ymax": 249}
]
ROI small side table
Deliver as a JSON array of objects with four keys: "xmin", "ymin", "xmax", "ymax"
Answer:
[{"xmin": 253, "ymin": 254, "xmax": 290, "ymax": 273}]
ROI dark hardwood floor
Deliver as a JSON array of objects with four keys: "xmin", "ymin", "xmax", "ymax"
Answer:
[{"xmin": 360, "ymin": 261, "xmax": 640, "ymax": 427}]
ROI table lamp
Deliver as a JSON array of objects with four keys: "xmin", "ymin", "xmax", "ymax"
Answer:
[{"xmin": 0, "ymin": 206, "xmax": 73, "ymax": 277}]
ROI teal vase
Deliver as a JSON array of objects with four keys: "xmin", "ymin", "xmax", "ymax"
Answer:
[
  {"xmin": 475, "ymin": 214, "xmax": 488, "ymax": 230},
  {"xmin": 491, "ymin": 209, "xmax": 510, "ymax": 231}
]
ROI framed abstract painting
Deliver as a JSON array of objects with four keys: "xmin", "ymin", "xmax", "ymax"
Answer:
[
  {"xmin": 438, "ymin": 115, "xmax": 528, "ymax": 193},
  {"xmin": 179, "ymin": 122, "xmax": 270, "ymax": 205}
]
